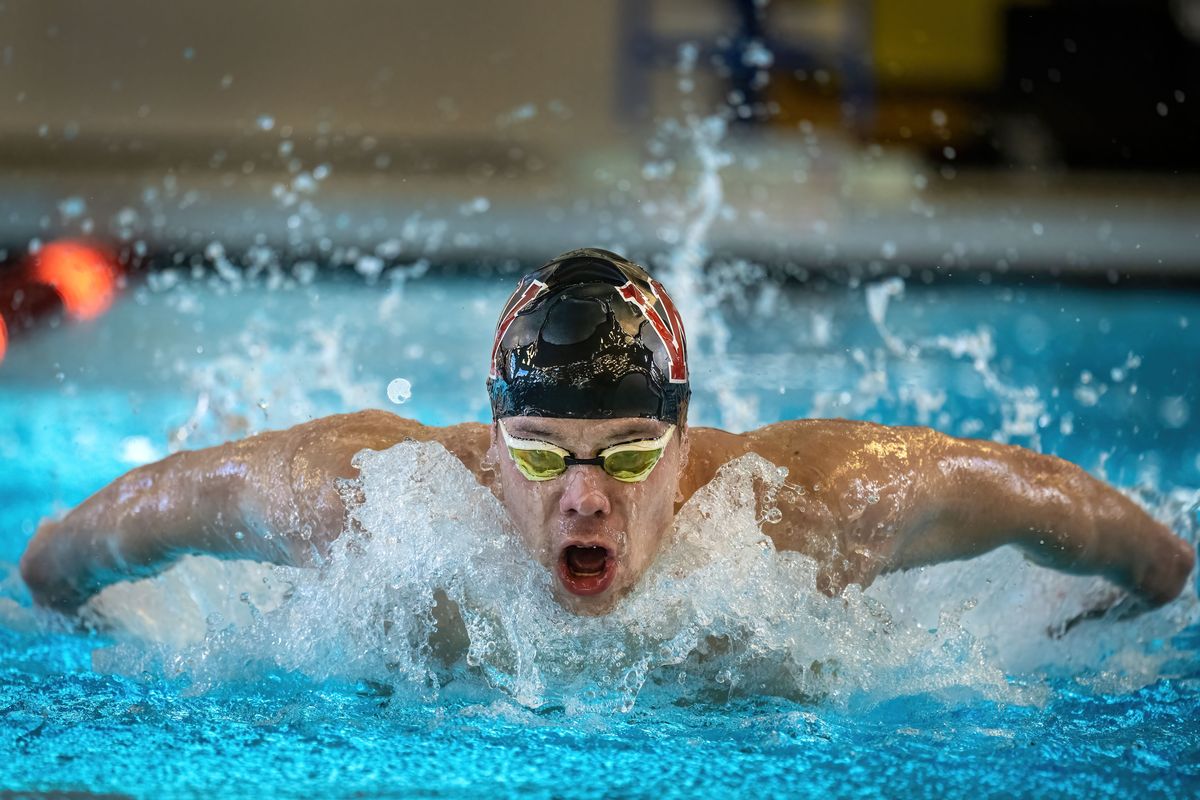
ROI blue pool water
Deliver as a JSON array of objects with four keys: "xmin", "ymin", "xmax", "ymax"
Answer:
[{"xmin": 2, "ymin": 270, "xmax": 1198, "ymax": 797}]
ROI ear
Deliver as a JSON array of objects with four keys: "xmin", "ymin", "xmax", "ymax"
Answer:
[
  {"xmin": 672, "ymin": 425, "xmax": 691, "ymax": 506},
  {"xmin": 482, "ymin": 420, "xmax": 506, "ymax": 499}
]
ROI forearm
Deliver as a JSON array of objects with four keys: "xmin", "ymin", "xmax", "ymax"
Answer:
[
  {"xmin": 922, "ymin": 437, "xmax": 1194, "ymax": 605},
  {"xmin": 19, "ymin": 411, "xmax": 452, "ymax": 612},
  {"xmin": 20, "ymin": 436, "xmax": 301, "ymax": 611}
]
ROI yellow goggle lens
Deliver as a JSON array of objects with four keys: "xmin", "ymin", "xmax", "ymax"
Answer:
[
  {"xmin": 507, "ymin": 447, "xmax": 568, "ymax": 480},
  {"xmin": 499, "ymin": 422, "xmax": 675, "ymax": 483},
  {"xmin": 601, "ymin": 448, "xmax": 664, "ymax": 482}
]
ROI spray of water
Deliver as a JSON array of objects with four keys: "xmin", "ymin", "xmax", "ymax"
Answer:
[
  {"xmin": 639, "ymin": 52, "xmax": 757, "ymax": 431},
  {"xmin": 864, "ymin": 277, "xmax": 1046, "ymax": 445},
  {"xmin": 85, "ymin": 438, "xmax": 1197, "ymax": 712},
  {"xmin": 12, "ymin": 33, "xmax": 1195, "ymax": 718}
]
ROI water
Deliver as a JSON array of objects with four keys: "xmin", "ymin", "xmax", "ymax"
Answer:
[
  {"xmin": 1, "ymin": 268, "xmax": 1198, "ymax": 797},
  {"xmin": 3, "ymin": 53, "xmax": 1199, "ymax": 792}
]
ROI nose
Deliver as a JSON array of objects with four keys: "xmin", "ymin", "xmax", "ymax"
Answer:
[{"xmin": 558, "ymin": 466, "xmax": 611, "ymax": 517}]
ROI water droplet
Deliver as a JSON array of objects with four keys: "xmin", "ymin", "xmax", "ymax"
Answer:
[
  {"xmin": 57, "ymin": 196, "xmax": 86, "ymax": 219},
  {"xmin": 387, "ymin": 378, "xmax": 413, "ymax": 405},
  {"xmin": 459, "ymin": 196, "xmax": 490, "ymax": 216},
  {"xmin": 355, "ymin": 255, "xmax": 384, "ymax": 281},
  {"xmin": 1160, "ymin": 396, "xmax": 1190, "ymax": 428}
]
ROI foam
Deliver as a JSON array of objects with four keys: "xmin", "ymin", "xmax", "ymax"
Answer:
[
  {"xmin": 30, "ymin": 101, "xmax": 1198, "ymax": 714},
  {"xmin": 85, "ymin": 439, "xmax": 1198, "ymax": 712}
]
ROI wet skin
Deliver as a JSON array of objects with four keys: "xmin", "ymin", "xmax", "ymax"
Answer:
[
  {"xmin": 20, "ymin": 409, "xmax": 1196, "ymax": 616},
  {"xmin": 487, "ymin": 416, "xmax": 685, "ymax": 615}
]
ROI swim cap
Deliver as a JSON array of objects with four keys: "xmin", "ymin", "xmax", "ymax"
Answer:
[{"xmin": 487, "ymin": 248, "xmax": 690, "ymax": 423}]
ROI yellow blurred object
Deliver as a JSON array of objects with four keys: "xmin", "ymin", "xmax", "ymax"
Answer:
[
  {"xmin": 769, "ymin": 0, "xmax": 1048, "ymax": 142},
  {"xmin": 873, "ymin": 0, "xmax": 1040, "ymax": 90}
]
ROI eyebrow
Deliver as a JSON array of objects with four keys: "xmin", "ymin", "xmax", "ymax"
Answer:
[
  {"xmin": 507, "ymin": 424, "xmax": 557, "ymax": 439},
  {"xmin": 604, "ymin": 424, "xmax": 662, "ymax": 442}
]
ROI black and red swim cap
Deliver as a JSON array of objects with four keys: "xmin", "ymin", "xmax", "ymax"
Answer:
[{"xmin": 487, "ymin": 248, "xmax": 690, "ymax": 423}]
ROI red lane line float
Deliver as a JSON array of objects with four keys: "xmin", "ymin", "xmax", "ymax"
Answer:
[
  {"xmin": 29, "ymin": 240, "xmax": 120, "ymax": 321},
  {"xmin": 0, "ymin": 240, "xmax": 122, "ymax": 365}
]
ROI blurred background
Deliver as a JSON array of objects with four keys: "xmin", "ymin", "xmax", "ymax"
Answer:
[
  {"xmin": 1, "ymin": 0, "xmax": 1198, "ymax": 288},
  {"xmin": 0, "ymin": 0, "xmax": 1198, "ymax": 481}
]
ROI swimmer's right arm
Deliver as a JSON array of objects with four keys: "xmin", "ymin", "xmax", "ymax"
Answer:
[
  {"xmin": 20, "ymin": 410, "xmax": 487, "ymax": 612},
  {"xmin": 20, "ymin": 436, "xmax": 301, "ymax": 612}
]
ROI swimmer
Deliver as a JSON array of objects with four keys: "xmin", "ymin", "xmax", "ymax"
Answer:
[{"xmin": 19, "ymin": 248, "xmax": 1196, "ymax": 618}]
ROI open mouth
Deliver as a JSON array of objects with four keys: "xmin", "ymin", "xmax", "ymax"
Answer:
[{"xmin": 557, "ymin": 544, "xmax": 617, "ymax": 596}]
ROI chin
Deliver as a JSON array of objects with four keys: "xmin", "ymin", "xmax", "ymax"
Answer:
[
  {"xmin": 552, "ymin": 562, "xmax": 628, "ymax": 616},
  {"xmin": 554, "ymin": 587, "xmax": 621, "ymax": 616}
]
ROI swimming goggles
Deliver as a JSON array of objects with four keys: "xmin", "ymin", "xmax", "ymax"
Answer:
[{"xmin": 498, "ymin": 421, "xmax": 676, "ymax": 483}]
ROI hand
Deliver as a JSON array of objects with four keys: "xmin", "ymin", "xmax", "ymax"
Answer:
[
  {"xmin": 19, "ymin": 517, "xmax": 91, "ymax": 612},
  {"xmin": 1129, "ymin": 531, "xmax": 1195, "ymax": 607},
  {"xmin": 1047, "ymin": 589, "xmax": 1154, "ymax": 639}
]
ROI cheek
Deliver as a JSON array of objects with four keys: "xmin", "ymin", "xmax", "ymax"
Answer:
[
  {"xmin": 624, "ymin": 469, "xmax": 679, "ymax": 540},
  {"xmin": 499, "ymin": 466, "xmax": 557, "ymax": 538},
  {"xmin": 643, "ymin": 455, "xmax": 683, "ymax": 510}
]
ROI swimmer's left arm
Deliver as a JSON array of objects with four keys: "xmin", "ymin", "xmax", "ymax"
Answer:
[
  {"xmin": 889, "ymin": 431, "xmax": 1194, "ymax": 606},
  {"xmin": 892, "ymin": 431, "xmax": 1190, "ymax": 606},
  {"xmin": 741, "ymin": 420, "xmax": 1194, "ymax": 606}
]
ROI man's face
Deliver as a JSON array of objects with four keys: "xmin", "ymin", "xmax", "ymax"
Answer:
[{"xmin": 488, "ymin": 416, "xmax": 687, "ymax": 615}]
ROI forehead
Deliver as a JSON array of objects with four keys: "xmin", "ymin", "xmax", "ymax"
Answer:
[{"xmin": 501, "ymin": 416, "xmax": 668, "ymax": 446}]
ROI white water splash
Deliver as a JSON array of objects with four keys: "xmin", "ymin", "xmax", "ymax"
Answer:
[
  {"xmin": 169, "ymin": 315, "xmax": 385, "ymax": 449},
  {"xmin": 862, "ymin": 276, "xmax": 1048, "ymax": 446},
  {"xmin": 642, "ymin": 110, "xmax": 767, "ymax": 431},
  {"xmin": 86, "ymin": 440, "xmax": 1198, "ymax": 712}
]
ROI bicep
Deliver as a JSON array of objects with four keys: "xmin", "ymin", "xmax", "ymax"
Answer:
[
  {"xmin": 881, "ymin": 433, "xmax": 1113, "ymax": 574},
  {"xmin": 710, "ymin": 419, "xmax": 1192, "ymax": 604}
]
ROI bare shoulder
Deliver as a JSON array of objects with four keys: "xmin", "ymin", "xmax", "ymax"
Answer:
[
  {"xmin": 240, "ymin": 410, "xmax": 492, "ymax": 558},
  {"xmin": 286, "ymin": 409, "xmax": 491, "ymax": 482},
  {"xmin": 685, "ymin": 418, "xmax": 943, "ymax": 493},
  {"xmin": 683, "ymin": 418, "xmax": 948, "ymax": 592}
]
